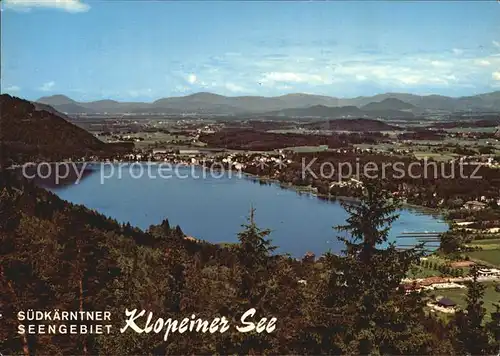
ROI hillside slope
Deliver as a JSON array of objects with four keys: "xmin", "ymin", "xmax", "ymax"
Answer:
[
  {"xmin": 266, "ymin": 105, "xmax": 415, "ymax": 119},
  {"xmin": 0, "ymin": 94, "xmax": 131, "ymax": 165},
  {"xmin": 361, "ymin": 98, "xmax": 416, "ymax": 111},
  {"xmin": 303, "ymin": 118, "xmax": 400, "ymax": 131}
]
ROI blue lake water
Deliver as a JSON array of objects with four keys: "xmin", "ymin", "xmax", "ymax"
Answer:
[{"xmin": 43, "ymin": 163, "xmax": 448, "ymax": 257}]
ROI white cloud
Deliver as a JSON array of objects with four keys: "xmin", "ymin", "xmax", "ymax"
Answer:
[
  {"xmin": 3, "ymin": 85, "xmax": 20, "ymax": 91},
  {"xmin": 429, "ymin": 60, "xmax": 450, "ymax": 68},
  {"xmin": 276, "ymin": 85, "xmax": 293, "ymax": 90},
  {"xmin": 475, "ymin": 59, "xmax": 491, "ymax": 67},
  {"xmin": 174, "ymin": 85, "xmax": 190, "ymax": 93},
  {"xmin": 224, "ymin": 82, "xmax": 247, "ymax": 93},
  {"xmin": 493, "ymin": 71, "xmax": 500, "ymax": 81},
  {"xmin": 167, "ymin": 45, "xmax": 500, "ymax": 95},
  {"xmin": 398, "ymin": 75, "xmax": 450, "ymax": 85},
  {"xmin": 187, "ymin": 74, "xmax": 197, "ymax": 84},
  {"xmin": 39, "ymin": 81, "xmax": 55, "ymax": 91},
  {"xmin": 398, "ymin": 75, "xmax": 423, "ymax": 85},
  {"xmin": 493, "ymin": 40, "xmax": 500, "ymax": 48},
  {"xmin": 261, "ymin": 72, "xmax": 330, "ymax": 85},
  {"xmin": 128, "ymin": 88, "xmax": 153, "ymax": 98},
  {"xmin": 452, "ymin": 48, "xmax": 464, "ymax": 55},
  {"xmin": 333, "ymin": 60, "xmax": 461, "ymax": 87},
  {"xmin": 4, "ymin": 0, "xmax": 90, "ymax": 13}
]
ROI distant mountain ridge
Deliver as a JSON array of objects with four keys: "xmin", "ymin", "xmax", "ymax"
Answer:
[
  {"xmin": 361, "ymin": 98, "xmax": 416, "ymax": 111},
  {"xmin": 303, "ymin": 118, "xmax": 400, "ymax": 131},
  {"xmin": 36, "ymin": 91, "xmax": 500, "ymax": 117},
  {"xmin": 267, "ymin": 104, "xmax": 416, "ymax": 119}
]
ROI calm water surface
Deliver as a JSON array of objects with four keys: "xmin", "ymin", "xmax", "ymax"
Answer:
[{"xmin": 42, "ymin": 164, "xmax": 448, "ymax": 257}]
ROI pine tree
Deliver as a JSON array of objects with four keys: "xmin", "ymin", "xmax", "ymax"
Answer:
[
  {"xmin": 161, "ymin": 218, "xmax": 171, "ymax": 234},
  {"xmin": 164, "ymin": 247, "xmax": 186, "ymax": 313},
  {"xmin": 439, "ymin": 226, "xmax": 465, "ymax": 254},
  {"xmin": 332, "ymin": 180, "xmax": 433, "ymax": 354},
  {"xmin": 453, "ymin": 265, "xmax": 491, "ymax": 355},
  {"xmin": 173, "ymin": 225, "xmax": 184, "ymax": 239},
  {"xmin": 54, "ymin": 207, "xmax": 112, "ymax": 355},
  {"xmin": 336, "ymin": 179, "xmax": 400, "ymax": 263},
  {"xmin": 0, "ymin": 188, "xmax": 59, "ymax": 355},
  {"xmin": 301, "ymin": 251, "xmax": 345, "ymax": 354},
  {"xmin": 237, "ymin": 208, "xmax": 276, "ymax": 302},
  {"xmin": 0, "ymin": 188, "xmax": 30, "ymax": 355},
  {"xmin": 97, "ymin": 235, "xmax": 168, "ymax": 355},
  {"xmin": 487, "ymin": 301, "xmax": 500, "ymax": 355}
]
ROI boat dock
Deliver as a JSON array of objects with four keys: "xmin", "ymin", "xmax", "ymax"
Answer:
[{"xmin": 396, "ymin": 231, "xmax": 443, "ymax": 250}]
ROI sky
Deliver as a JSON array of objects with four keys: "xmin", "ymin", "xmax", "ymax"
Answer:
[{"xmin": 1, "ymin": 0, "xmax": 500, "ymax": 102}]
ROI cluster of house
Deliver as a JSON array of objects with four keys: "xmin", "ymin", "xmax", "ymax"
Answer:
[
  {"xmin": 219, "ymin": 158, "xmax": 243, "ymax": 170},
  {"xmin": 427, "ymin": 268, "xmax": 500, "ymax": 314},
  {"xmin": 463, "ymin": 200, "xmax": 488, "ymax": 210},
  {"xmin": 151, "ymin": 148, "xmax": 204, "ymax": 161},
  {"xmin": 123, "ymin": 150, "xmax": 293, "ymax": 174},
  {"xmin": 462, "ymin": 196, "xmax": 500, "ymax": 210},
  {"xmin": 205, "ymin": 152, "xmax": 290, "ymax": 172},
  {"xmin": 405, "ymin": 274, "xmax": 498, "ymax": 315},
  {"xmin": 401, "ymin": 276, "xmax": 465, "ymax": 295},
  {"xmin": 454, "ymin": 155, "xmax": 499, "ymax": 167},
  {"xmin": 229, "ymin": 152, "xmax": 293, "ymax": 173},
  {"xmin": 329, "ymin": 177, "xmax": 364, "ymax": 189},
  {"xmin": 196, "ymin": 126, "xmax": 217, "ymax": 134},
  {"xmin": 402, "ymin": 266, "xmax": 500, "ymax": 295}
]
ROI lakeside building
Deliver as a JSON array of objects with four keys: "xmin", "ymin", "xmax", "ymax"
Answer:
[
  {"xmin": 426, "ymin": 297, "xmax": 458, "ymax": 314},
  {"xmin": 478, "ymin": 268, "xmax": 500, "ymax": 278},
  {"xmin": 463, "ymin": 200, "xmax": 487, "ymax": 210},
  {"xmin": 436, "ymin": 298, "xmax": 457, "ymax": 310}
]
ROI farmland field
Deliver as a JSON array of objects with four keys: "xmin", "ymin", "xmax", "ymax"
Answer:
[
  {"xmin": 466, "ymin": 249, "xmax": 500, "ymax": 267},
  {"xmin": 431, "ymin": 282, "xmax": 500, "ymax": 322}
]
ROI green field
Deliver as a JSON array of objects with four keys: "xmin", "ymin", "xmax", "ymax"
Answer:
[
  {"xmin": 131, "ymin": 132, "xmax": 191, "ymax": 149},
  {"xmin": 354, "ymin": 143, "xmax": 396, "ymax": 152},
  {"xmin": 430, "ymin": 282, "xmax": 500, "ymax": 322},
  {"xmin": 407, "ymin": 255, "xmax": 458, "ymax": 278},
  {"xmin": 446, "ymin": 127, "xmax": 498, "ymax": 134},
  {"xmin": 413, "ymin": 152, "xmax": 456, "ymax": 162},
  {"xmin": 466, "ymin": 249, "xmax": 500, "ymax": 267},
  {"xmin": 467, "ymin": 238, "xmax": 500, "ymax": 251},
  {"xmin": 407, "ymin": 265, "xmax": 441, "ymax": 278},
  {"xmin": 472, "ymin": 239, "xmax": 500, "ymax": 245},
  {"xmin": 286, "ymin": 145, "xmax": 329, "ymax": 153}
]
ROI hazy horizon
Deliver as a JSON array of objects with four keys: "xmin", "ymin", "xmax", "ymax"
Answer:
[{"xmin": 2, "ymin": 1, "xmax": 500, "ymax": 101}]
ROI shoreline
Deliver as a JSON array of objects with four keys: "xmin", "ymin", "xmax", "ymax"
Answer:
[
  {"xmin": 242, "ymin": 171, "xmax": 447, "ymax": 220},
  {"xmin": 14, "ymin": 160, "xmax": 449, "ymax": 218},
  {"xmin": 13, "ymin": 160, "xmax": 450, "ymax": 241}
]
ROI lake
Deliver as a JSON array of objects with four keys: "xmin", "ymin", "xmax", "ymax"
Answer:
[{"xmin": 39, "ymin": 163, "xmax": 448, "ymax": 257}]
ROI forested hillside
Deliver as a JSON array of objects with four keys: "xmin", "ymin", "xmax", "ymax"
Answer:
[
  {"xmin": 1, "ymin": 172, "xmax": 498, "ymax": 354},
  {"xmin": 0, "ymin": 95, "xmax": 132, "ymax": 166}
]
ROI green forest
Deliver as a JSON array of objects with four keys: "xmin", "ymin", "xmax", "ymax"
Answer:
[{"xmin": 1, "ymin": 171, "xmax": 499, "ymax": 355}]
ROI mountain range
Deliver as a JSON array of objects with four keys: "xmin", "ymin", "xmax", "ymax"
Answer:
[
  {"xmin": 0, "ymin": 94, "xmax": 131, "ymax": 165},
  {"xmin": 36, "ymin": 91, "xmax": 500, "ymax": 118}
]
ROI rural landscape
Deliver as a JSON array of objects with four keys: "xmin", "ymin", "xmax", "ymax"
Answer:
[{"xmin": 1, "ymin": 0, "xmax": 500, "ymax": 355}]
